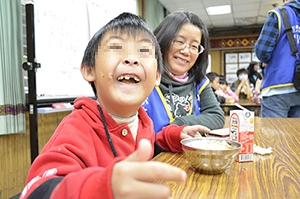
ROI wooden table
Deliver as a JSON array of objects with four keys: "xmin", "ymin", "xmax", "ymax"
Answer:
[
  {"xmin": 220, "ymin": 99, "xmax": 261, "ymax": 116},
  {"xmin": 153, "ymin": 118, "xmax": 300, "ymax": 199}
]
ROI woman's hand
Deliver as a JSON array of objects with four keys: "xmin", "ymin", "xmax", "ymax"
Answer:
[
  {"xmin": 180, "ymin": 125, "xmax": 211, "ymax": 140},
  {"xmin": 112, "ymin": 139, "xmax": 187, "ymax": 199}
]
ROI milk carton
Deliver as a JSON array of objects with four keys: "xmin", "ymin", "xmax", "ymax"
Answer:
[{"xmin": 229, "ymin": 110, "xmax": 254, "ymax": 162}]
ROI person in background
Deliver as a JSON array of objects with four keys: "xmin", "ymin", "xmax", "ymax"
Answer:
[
  {"xmin": 142, "ymin": 10, "xmax": 225, "ymax": 133},
  {"xmin": 255, "ymin": 0, "xmax": 300, "ymax": 117},
  {"xmin": 206, "ymin": 72, "xmax": 226, "ymax": 104},
  {"xmin": 217, "ymin": 75, "xmax": 239, "ymax": 103},
  {"xmin": 20, "ymin": 12, "xmax": 211, "ymax": 199},
  {"xmin": 247, "ymin": 61, "xmax": 263, "ymax": 87},
  {"xmin": 230, "ymin": 68, "xmax": 252, "ymax": 100},
  {"xmin": 259, "ymin": 62, "xmax": 266, "ymax": 77},
  {"xmin": 251, "ymin": 62, "xmax": 264, "ymax": 104}
]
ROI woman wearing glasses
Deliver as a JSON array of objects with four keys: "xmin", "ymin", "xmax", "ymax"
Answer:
[{"xmin": 142, "ymin": 10, "xmax": 225, "ymax": 134}]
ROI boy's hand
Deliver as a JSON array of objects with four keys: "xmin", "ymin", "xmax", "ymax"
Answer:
[
  {"xmin": 241, "ymin": 79, "xmax": 250, "ymax": 86},
  {"xmin": 111, "ymin": 139, "xmax": 187, "ymax": 199},
  {"xmin": 241, "ymin": 79, "xmax": 248, "ymax": 85},
  {"xmin": 180, "ymin": 125, "xmax": 211, "ymax": 140}
]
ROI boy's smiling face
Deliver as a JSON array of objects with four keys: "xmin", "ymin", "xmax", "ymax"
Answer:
[{"xmin": 81, "ymin": 31, "xmax": 161, "ymax": 117}]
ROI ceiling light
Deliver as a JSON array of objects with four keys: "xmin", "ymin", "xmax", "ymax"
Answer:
[{"xmin": 206, "ymin": 5, "xmax": 231, "ymax": 15}]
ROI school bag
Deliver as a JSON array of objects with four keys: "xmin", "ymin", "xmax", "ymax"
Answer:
[{"xmin": 280, "ymin": 7, "xmax": 300, "ymax": 91}]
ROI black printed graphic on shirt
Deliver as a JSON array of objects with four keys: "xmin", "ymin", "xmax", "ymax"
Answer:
[{"xmin": 164, "ymin": 91, "xmax": 193, "ymax": 118}]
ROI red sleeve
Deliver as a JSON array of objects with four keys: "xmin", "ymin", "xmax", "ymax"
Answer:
[
  {"xmin": 21, "ymin": 157, "xmax": 124, "ymax": 199},
  {"xmin": 53, "ymin": 158, "xmax": 123, "ymax": 199},
  {"xmin": 155, "ymin": 124, "xmax": 187, "ymax": 152}
]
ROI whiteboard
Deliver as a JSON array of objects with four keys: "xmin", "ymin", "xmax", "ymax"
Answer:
[{"xmin": 33, "ymin": 0, "xmax": 137, "ymax": 97}]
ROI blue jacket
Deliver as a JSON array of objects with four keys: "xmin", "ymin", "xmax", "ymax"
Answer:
[
  {"xmin": 142, "ymin": 77, "xmax": 209, "ymax": 133},
  {"xmin": 262, "ymin": 6, "xmax": 300, "ymax": 91}
]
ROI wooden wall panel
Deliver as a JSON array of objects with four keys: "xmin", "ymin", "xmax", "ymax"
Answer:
[
  {"xmin": 209, "ymin": 50, "xmax": 222, "ymax": 74},
  {"xmin": 38, "ymin": 111, "xmax": 71, "ymax": 152},
  {"xmin": 0, "ymin": 111, "xmax": 71, "ymax": 199}
]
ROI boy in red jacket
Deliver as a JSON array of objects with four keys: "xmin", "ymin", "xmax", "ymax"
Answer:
[{"xmin": 20, "ymin": 12, "xmax": 210, "ymax": 199}]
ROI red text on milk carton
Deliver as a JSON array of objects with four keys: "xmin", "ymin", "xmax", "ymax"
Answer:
[{"xmin": 230, "ymin": 110, "xmax": 254, "ymax": 162}]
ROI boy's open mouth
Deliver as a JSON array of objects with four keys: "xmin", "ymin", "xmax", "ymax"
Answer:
[{"xmin": 117, "ymin": 75, "xmax": 141, "ymax": 84}]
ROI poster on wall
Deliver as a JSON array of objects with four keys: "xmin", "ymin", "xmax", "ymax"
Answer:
[
  {"xmin": 225, "ymin": 53, "xmax": 238, "ymax": 63},
  {"xmin": 252, "ymin": 52, "xmax": 260, "ymax": 62},
  {"xmin": 226, "ymin": 74, "xmax": 237, "ymax": 83},
  {"xmin": 226, "ymin": 64, "xmax": 238, "ymax": 73},
  {"xmin": 239, "ymin": 52, "xmax": 251, "ymax": 63},
  {"xmin": 224, "ymin": 51, "xmax": 256, "ymax": 84}
]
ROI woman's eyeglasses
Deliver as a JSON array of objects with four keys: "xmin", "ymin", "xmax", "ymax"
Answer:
[{"xmin": 172, "ymin": 39, "xmax": 205, "ymax": 54}]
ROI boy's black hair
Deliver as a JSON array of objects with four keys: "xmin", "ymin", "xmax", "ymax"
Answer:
[
  {"xmin": 236, "ymin": 68, "xmax": 248, "ymax": 77},
  {"xmin": 81, "ymin": 12, "xmax": 163, "ymax": 96},
  {"xmin": 153, "ymin": 10, "xmax": 210, "ymax": 85},
  {"xmin": 206, "ymin": 72, "xmax": 219, "ymax": 82},
  {"xmin": 218, "ymin": 75, "xmax": 227, "ymax": 85}
]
